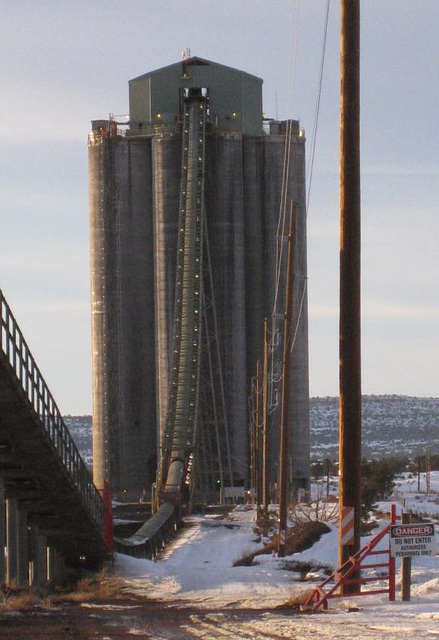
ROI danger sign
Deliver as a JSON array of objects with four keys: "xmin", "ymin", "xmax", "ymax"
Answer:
[{"xmin": 390, "ymin": 523, "xmax": 436, "ymax": 558}]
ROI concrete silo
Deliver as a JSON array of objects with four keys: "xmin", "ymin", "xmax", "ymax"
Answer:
[{"xmin": 88, "ymin": 57, "xmax": 310, "ymax": 500}]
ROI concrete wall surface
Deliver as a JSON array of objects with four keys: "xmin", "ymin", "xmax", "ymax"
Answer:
[{"xmin": 89, "ymin": 118, "xmax": 309, "ymax": 498}]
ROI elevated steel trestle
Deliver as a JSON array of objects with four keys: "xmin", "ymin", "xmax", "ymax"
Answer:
[
  {"xmin": 117, "ymin": 90, "xmax": 228, "ymax": 557},
  {"xmin": 117, "ymin": 89, "xmax": 239, "ymax": 558},
  {"xmin": 161, "ymin": 91, "xmax": 206, "ymax": 500},
  {"xmin": 0, "ymin": 290, "xmax": 108, "ymax": 576}
]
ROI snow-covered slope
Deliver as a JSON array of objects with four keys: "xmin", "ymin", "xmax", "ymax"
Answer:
[
  {"xmin": 116, "ymin": 505, "xmax": 439, "ymax": 639},
  {"xmin": 311, "ymin": 395, "xmax": 439, "ymax": 459},
  {"xmin": 64, "ymin": 395, "xmax": 439, "ymax": 466}
]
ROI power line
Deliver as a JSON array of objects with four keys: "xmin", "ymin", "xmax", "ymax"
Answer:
[{"xmin": 307, "ymin": 0, "xmax": 331, "ymax": 211}]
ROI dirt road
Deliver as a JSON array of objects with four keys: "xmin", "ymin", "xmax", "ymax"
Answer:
[{"xmin": 0, "ymin": 595, "xmax": 298, "ymax": 640}]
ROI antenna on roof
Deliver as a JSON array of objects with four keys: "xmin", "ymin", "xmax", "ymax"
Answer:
[{"xmin": 181, "ymin": 48, "xmax": 191, "ymax": 79}]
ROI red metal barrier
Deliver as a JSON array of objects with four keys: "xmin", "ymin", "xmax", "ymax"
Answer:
[{"xmin": 304, "ymin": 506, "xmax": 397, "ymax": 611}]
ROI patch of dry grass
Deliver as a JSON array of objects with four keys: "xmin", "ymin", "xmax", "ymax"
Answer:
[
  {"xmin": 233, "ymin": 520, "xmax": 330, "ymax": 567},
  {"xmin": 0, "ymin": 571, "xmax": 123, "ymax": 612},
  {"xmin": 1, "ymin": 591, "xmax": 40, "ymax": 612},
  {"xmin": 50, "ymin": 573, "xmax": 123, "ymax": 604},
  {"xmin": 275, "ymin": 589, "xmax": 315, "ymax": 609},
  {"xmin": 255, "ymin": 510, "xmax": 278, "ymax": 537}
]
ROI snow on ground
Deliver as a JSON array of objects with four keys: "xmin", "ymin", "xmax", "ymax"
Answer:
[
  {"xmin": 116, "ymin": 504, "xmax": 439, "ymax": 638},
  {"xmin": 395, "ymin": 470, "xmax": 439, "ymax": 494},
  {"xmin": 311, "ymin": 470, "xmax": 439, "ymax": 506},
  {"xmin": 393, "ymin": 471, "xmax": 439, "ymax": 519},
  {"xmin": 117, "ymin": 506, "xmax": 300, "ymax": 607}
]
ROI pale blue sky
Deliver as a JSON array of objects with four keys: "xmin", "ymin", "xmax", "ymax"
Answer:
[{"xmin": 1, "ymin": 1, "xmax": 439, "ymax": 413}]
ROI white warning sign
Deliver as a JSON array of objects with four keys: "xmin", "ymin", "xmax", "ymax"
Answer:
[{"xmin": 390, "ymin": 523, "xmax": 436, "ymax": 558}]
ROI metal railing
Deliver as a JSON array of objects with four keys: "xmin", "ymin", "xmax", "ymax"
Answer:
[
  {"xmin": 87, "ymin": 113, "xmax": 243, "ymax": 146},
  {"xmin": 115, "ymin": 502, "xmax": 178, "ymax": 559},
  {"xmin": 0, "ymin": 290, "xmax": 105, "ymax": 533}
]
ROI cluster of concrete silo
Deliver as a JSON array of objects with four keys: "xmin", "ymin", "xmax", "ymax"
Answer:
[{"xmin": 88, "ymin": 57, "xmax": 309, "ymax": 500}]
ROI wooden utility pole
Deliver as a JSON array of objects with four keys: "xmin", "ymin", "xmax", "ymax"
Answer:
[
  {"xmin": 325, "ymin": 458, "xmax": 330, "ymax": 499},
  {"xmin": 401, "ymin": 512, "xmax": 412, "ymax": 601},
  {"xmin": 278, "ymin": 202, "xmax": 296, "ymax": 557},
  {"xmin": 255, "ymin": 361, "xmax": 262, "ymax": 508},
  {"xmin": 338, "ymin": 0, "xmax": 362, "ymax": 587},
  {"xmin": 250, "ymin": 378, "xmax": 258, "ymax": 502},
  {"xmin": 262, "ymin": 317, "xmax": 270, "ymax": 514},
  {"xmin": 426, "ymin": 450, "xmax": 431, "ymax": 494}
]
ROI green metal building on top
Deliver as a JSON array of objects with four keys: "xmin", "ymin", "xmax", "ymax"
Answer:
[{"xmin": 129, "ymin": 56, "xmax": 263, "ymax": 136}]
